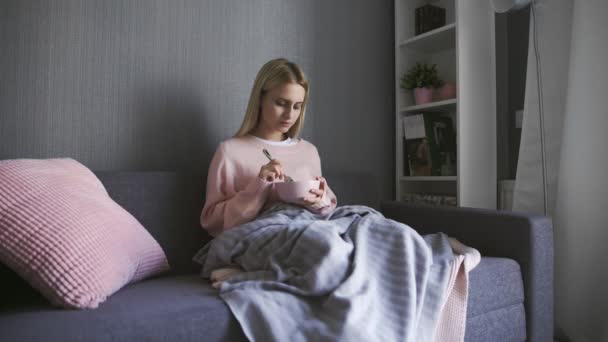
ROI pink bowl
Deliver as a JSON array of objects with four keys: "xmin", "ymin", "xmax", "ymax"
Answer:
[{"xmin": 275, "ymin": 180, "xmax": 321, "ymax": 204}]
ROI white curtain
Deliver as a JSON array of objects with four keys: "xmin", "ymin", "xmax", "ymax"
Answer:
[
  {"xmin": 512, "ymin": 0, "xmax": 572, "ymax": 216},
  {"xmin": 512, "ymin": 1, "xmax": 608, "ymax": 341}
]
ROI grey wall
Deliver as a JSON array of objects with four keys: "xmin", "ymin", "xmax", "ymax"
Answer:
[
  {"xmin": 0, "ymin": 0, "xmax": 394, "ymax": 206},
  {"xmin": 554, "ymin": 1, "xmax": 608, "ymax": 340}
]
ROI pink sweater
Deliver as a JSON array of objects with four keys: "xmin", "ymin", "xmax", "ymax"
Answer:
[{"xmin": 200, "ymin": 135, "xmax": 338, "ymax": 237}]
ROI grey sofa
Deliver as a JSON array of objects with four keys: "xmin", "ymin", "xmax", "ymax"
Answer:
[{"xmin": 0, "ymin": 171, "xmax": 553, "ymax": 341}]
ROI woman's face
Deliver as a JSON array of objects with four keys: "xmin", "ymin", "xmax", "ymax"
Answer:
[{"xmin": 257, "ymin": 82, "xmax": 306, "ymax": 140}]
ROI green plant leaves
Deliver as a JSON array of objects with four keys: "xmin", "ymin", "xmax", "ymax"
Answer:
[{"xmin": 400, "ymin": 62, "xmax": 444, "ymax": 90}]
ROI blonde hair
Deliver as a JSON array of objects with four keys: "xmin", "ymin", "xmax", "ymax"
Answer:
[{"xmin": 234, "ymin": 58, "xmax": 309, "ymax": 138}]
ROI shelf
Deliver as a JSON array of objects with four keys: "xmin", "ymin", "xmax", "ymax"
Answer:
[
  {"xmin": 399, "ymin": 23, "xmax": 456, "ymax": 53},
  {"xmin": 399, "ymin": 176, "xmax": 457, "ymax": 181},
  {"xmin": 401, "ymin": 98, "xmax": 456, "ymax": 113}
]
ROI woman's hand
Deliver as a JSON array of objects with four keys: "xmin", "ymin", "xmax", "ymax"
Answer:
[
  {"xmin": 301, "ymin": 176, "xmax": 327, "ymax": 206},
  {"xmin": 258, "ymin": 159, "xmax": 285, "ymax": 182}
]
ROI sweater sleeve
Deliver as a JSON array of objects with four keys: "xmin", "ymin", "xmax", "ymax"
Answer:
[
  {"xmin": 200, "ymin": 143, "xmax": 272, "ymax": 237},
  {"xmin": 306, "ymin": 146, "xmax": 338, "ymax": 215}
]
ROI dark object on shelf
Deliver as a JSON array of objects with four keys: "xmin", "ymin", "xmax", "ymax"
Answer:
[{"xmin": 415, "ymin": 4, "xmax": 446, "ymax": 35}]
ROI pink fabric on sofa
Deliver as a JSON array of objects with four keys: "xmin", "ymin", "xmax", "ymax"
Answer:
[{"xmin": 0, "ymin": 158, "xmax": 170, "ymax": 309}]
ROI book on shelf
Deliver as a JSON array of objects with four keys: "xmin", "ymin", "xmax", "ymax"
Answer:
[
  {"xmin": 414, "ymin": 4, "xmax": 446, "ymax": 36},
  {"xmin": 403, "ymin": 113, "xmax": 455, "ymax": 177},
  {"xmin": 401, "ymin": 192, "xmax": 457, "ymax": 207},
  {"xmin": 431, "ymin": 116, "xmax": 457, "ymax": 176}
]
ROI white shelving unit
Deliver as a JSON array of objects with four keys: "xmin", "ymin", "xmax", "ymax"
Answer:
[
  {"xmin": 394, "ymin": 0, "xmax": 497, "ymax": 209},
  {"xmin": 401, "ymin": 98, "xmax": 456, "ymax": 113},
  {"xmin": 399, "ymin": 23, "xmax": 456, "ymax": 52}
]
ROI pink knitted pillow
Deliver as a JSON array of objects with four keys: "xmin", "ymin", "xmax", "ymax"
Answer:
[{"xmin": 0, "ymin": 158, "xmax": 170, "ymax": 309}]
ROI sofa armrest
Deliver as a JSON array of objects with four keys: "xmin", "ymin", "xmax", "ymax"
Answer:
[{"xmin": 380, "ymin": 201, "xmax": 553, "ymax": 342}]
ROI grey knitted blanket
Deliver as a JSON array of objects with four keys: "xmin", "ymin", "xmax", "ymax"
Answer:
[{"xmin": 193, "ymin": 204, "xmax": 456, "ymax": 342}]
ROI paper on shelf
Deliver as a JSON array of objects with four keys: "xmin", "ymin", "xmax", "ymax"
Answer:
[{"xmin": 403, "ymin": 114, "xmax": 426, "ymax": 139}]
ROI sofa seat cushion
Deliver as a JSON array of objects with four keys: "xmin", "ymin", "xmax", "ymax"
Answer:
[
  {"xmin": 467, "ymin": 257, "xmax": 525, "ymax": 317},
  {"xmin": 0, "ymin": 275, "xmax": 247, "ymax": 342},
  {"xmin": 466, "ymin": 303, "xmax": 526, "ymax": 342},
  {"xmin": 466, "ymin": 257, "xmax": 526, "ymax": 341},
  {"xmin": 0, "ymin": 258, "xmax": 525, "ymax": 342}
]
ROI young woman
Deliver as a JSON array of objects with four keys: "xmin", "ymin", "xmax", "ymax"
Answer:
[{"xmin": 200, "ymin": 58, "xmax": 337, "ymax": 237}]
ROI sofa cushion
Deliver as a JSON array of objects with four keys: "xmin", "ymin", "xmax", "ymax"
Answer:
[
  {"xmin": 467, "ymin": 257, "xmax": 525, "ymax": 318},
  {"xmin": 466, "ymin": 303, "xmax": 526, "ymax": 342},
  {"xmin": 0, "ymin": 258, "xmax": 524, "ymax": 342},
  {"xmin": 0, "ymin": 275, "xmax": 247, "ymax": 342},
  {"xmin": 0, "ymin": 158, "xmax": 170, "ymax": 309}
]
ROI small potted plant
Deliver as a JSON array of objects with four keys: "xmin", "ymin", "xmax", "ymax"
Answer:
[{"xmin": 400, "ymin": 63, "xmax": 444, "ymax": 105}]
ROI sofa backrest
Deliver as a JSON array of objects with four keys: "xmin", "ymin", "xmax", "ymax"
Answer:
[
  {"xmin": 323, "ymin": 170, "xmax": 380, "ymax": 209},
  {"xmin": 95, "ymin": 171, "xmax": 210, "ymax": 275},
  {"xmin": 93, "ymin": 170, "xmax": 380, "ymax": 274}
]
